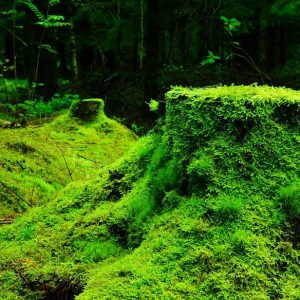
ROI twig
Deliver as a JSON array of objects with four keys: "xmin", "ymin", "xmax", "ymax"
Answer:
[
  {"xmin": 0, "ymin": 24, "xmax": 28, "ymax": 47},
  {"xmin": 57, "ymin": 145, "xmax": 73, "ymax": 181},
  {"xmin": 29, "ymin": 186, "xmax": 35, "ymax": 207},
  {"xmin": 0, "ymin": 180, "xmax": 30, "ymax": 207}
]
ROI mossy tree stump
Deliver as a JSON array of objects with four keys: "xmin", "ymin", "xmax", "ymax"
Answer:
[
  {"xmin": 165, "ymin": 85, "xmax": 300, "ymax": 195},
  {"xmin": 70, "ymin": 99, "xmax": 105, "ymax": 122}
]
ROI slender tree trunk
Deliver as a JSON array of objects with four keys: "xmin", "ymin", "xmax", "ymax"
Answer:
[
  {"xmin": 179, "ymin": 16, "xmax": 187, "ymax": 64},
  {"xmin": 70, "ymin": 17, "xmax": 79, "ymax": 81},
  {"xmin": 12, "ymin": 0, "xmax": 17, "ymax": 88},
  {"xmin": 139, "ymin": 0, "xmax": 145, "ymax": 69},
  {"xmin": 144, "ymin": 0, "xmax": 160, "ymax": 103},
  {"xmin": 24, "ymin": 8, "xmax": 36, "ymax": 87},
  {"xmin": 266, "ymin": 27, "xmax": 276, "ymax": 70},
  {"xmin": 133, "ymin": 36, "xmax": 139, "ymax": 70},
  {"xmin": 57, "ymin": 41, "xmax": 69, "ymax": 77},
  {"xmin": 37, "ymin": 31, "xmax": 58, "ymax": 100},
  {"xmin": 279, "ymin": 24, "xmax": 285, "ymax": 66},
  {"xmin": 167, "ymin": 21, "xmax": 178, "ymax": 64},
  {"xmin": 257, "ymin": 24, "xmax": 266, "ymax": 68}
]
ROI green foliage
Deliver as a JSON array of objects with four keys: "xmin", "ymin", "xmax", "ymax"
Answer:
[
  {"xmin": 270, "ymin": 0, "xmax": 300, "ymax": 20},
  {"xmin": 5, "ymin": 93, "xmax": 79, "ymax": 121},
  {"xmin": 221, "ymin": 16, "xmax": 241, "ymax": 35},
  {"xmin": 20, "ymin": 0, "xmax": 70, "ymax": 27},
  {"xmin": 201, "ymin": 51, "xmax": 221, "ymax": 66},
  {"xmin": 19, "ymin": 0, "xmax": 45, "ymax": 22},
  {"xmin": 50, "ymin": 93, "xmax": 80, "ymax": 111},
  {"xmin": 148, "ymin": 99, "xmax": 160, "ymax": 111}
]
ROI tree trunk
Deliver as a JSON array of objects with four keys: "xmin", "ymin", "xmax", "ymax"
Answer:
[
  {"xmin": 24, "ymin": 8, "xmax": 36, "ymax": 86},
  {"xmin": 70, "ymin": 17, "xmax": 79, "ymax": 81},
  {"xmin": 144, "ymin": 0, "xmax": 160, "ymax": 103},
  {"xmin": 266, "ymin": 27, "xmax": 276, "ymax": 70},
  {"xmin": 36, "ymin": 29, "xmax": 58, "ymax": 100},
  {"xmin": 279, "ymin": 24, "xmax": 285, "ymax": 66}
]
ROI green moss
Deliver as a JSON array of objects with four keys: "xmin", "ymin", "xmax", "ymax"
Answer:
[
  {"xmin": 1, "ymin": 85, "xmax": 300, "ymax": 299},
  {"xmin": 278, "ymin": 180, "xmax": 300, "ymax": 219},
  {"xmin": 166, "ymin": 85, "xmax": 300, "ymax": 196},
  {"xmin": 0, "ymin": 104, "xmax": 136, "ymax": 217}
]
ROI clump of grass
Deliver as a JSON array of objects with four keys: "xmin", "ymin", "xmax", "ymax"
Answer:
[
  {"xmin": 214, "ymin": 194, "xmax": 244, "ymax": 219},
  {"xmin": 231, "ymin": 229, "xmax": 252, "ymax": 254},
  {"xmin": 74, "ymin": 240, "xmax": 122, "ymax": 262},
  {"xmin": 278, "ymin": 180, "xmax": 300, "ymax": 219}
]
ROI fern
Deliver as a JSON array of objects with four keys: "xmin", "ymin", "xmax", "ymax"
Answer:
[
  {"xmin": 49, "ymin": 0, "xmax": 60, "ymax": 6},
  {"xmin": 38, "ymin": 44, "xmax": 58, "ymax": 54},
  {"xmin": 19, "ymin": 0, "xmax": 69, "ymax": 28},
  {"xmin": 19, "ymin": 0, "xmax": 45, "ymax": 22},
  {"xmin": 37, "ymin": 15, "xmax": 70, "ymax": 28}
]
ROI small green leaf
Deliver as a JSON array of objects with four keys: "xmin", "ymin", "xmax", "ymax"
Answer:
[{"xmin": 148, "ymin": 99, "xmax": 160, "ymax": 112}]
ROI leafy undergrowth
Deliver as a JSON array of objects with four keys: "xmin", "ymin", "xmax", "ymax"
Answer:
[
  {"xmin": 1, "ymin": 85, "xmax": 300, "ymax": 299},
  {"xmin": 0, "ymin": 101, "xmax": 136, "ymax": 217}
]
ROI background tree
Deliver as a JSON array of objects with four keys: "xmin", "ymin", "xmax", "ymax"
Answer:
[{"xmin": 1, "ymin": 0, "xmax": 300, "ymax": 125}]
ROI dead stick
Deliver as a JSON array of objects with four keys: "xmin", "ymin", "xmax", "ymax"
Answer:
[{"xmin": 0, "ymin": 180, "xmax": 30, "ymax": 207}]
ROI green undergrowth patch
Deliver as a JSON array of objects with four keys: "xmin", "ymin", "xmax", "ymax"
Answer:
[
  {"xmin": 1, "ymin": 85, "xmax": 300, "ymax": 299},
  {"xmin": 0, "ymin": 101, "xmax": 136, "ymax": 217}
]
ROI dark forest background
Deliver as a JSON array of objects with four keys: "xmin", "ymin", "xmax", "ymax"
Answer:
[{"xmin": 1, "ymin": 0, "xmax": 300, "ymax": 128}]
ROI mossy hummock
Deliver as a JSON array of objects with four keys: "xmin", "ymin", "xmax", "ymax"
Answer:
[{"xmin": 0, "ymin": 99, "xmax": 136, "ymax": 217}]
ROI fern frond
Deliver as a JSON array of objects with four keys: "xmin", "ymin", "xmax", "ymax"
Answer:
[
  {"xmin": 49, "ymin": 0, "xmax": 60, "ymax": 6},
  {"xmin": 19, "ymin": 0, "xmax": 45, "ymax": 21},
  {"xmin": 36, "ymin": 15, "xmax": 70, "ymax": 28}
]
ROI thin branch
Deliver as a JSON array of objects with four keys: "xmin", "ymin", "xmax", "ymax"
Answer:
[
  {"xmin": 0, "ymin": 25, "xmax": 29, "ymax": 47},
  {"xmin": 57, "ymin": 145, "xmax": 74, "ymax": 181},
  {"xmin": 13, "ymin": 0, "xmax": 18, "ymax": 91},
  {"xmin": 139, "ymin": 0, "xmax": 144, "ymax": 69},
  {"xmin": 30, "ymin": 3, "xmax": 50, "ymax": 100},
  {"xmin": 0, "ymin": 180, "xmax": 30, "ymax": 207}
]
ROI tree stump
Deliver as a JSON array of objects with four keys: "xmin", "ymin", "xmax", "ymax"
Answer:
[{"xmin": 70, "ymin": 99, "xmax": 105, "ymax": 122}]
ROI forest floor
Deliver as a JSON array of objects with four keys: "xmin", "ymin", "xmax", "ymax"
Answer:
[
  {"xmin": 0, "ymin": 86, "xmax": 300, "ymax": 299},
  {"xmin": 0, "ymin": 111, "xmax": 136, "ymax": 218}
]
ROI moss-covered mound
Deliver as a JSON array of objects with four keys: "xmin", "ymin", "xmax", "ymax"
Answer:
[
  {"xmin": 1, "ymin": 85, "xmax": 300, "ymax": 299},
  {"xmin": 0, "ymin": 103, "xmax": 136, "ymax": 217}
]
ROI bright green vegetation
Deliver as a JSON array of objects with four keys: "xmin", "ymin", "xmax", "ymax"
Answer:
[
  {"xmin": 0, "ymin": 100, "xmax": 136, "ymax": 217},
  {"xmin": 1, "ymin": 85, "xmax": 300, "ymax": 299}
]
